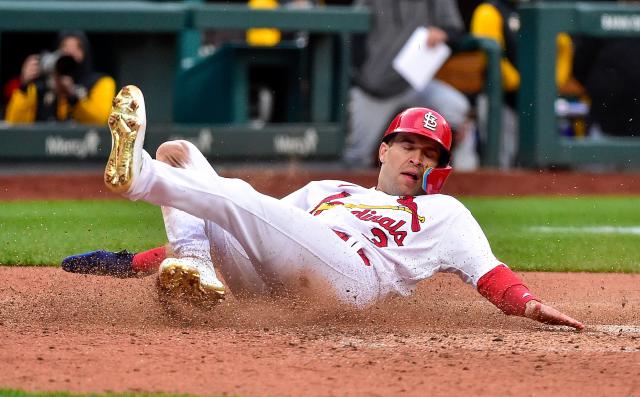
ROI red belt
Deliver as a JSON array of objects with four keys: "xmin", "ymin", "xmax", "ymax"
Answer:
[{"xmin": 333, "ymin": 230, "xmax": 371, "ymax": 266}]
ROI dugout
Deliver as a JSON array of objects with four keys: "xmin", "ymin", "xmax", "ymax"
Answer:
[
  {"xmin": 0, "ymin": 1, "xmax": 503, "ymax": 164},
  {"xmin": 518, "ymin": 2, "xmax": 640, "ymax": 169}
]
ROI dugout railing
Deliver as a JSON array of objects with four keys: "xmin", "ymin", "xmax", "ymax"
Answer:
[{"xmin": 518, "ymin": 2, "xmax": 640, "ymax": 169}]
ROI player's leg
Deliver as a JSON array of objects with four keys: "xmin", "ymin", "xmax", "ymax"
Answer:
[
  {"xmin": 205, "ymin": 220, "xmax": 269, "ymax": 298},
  {"xmin": 161, "ymin": 205, "xmax": 268, "ymax": 301},
  {"xmin": 153, "ymin": 140, "xmax": 372, "ymax": 304},
  {"xmin": 155, "ymin": 141, "xmax": 226, "ymax": 303},
  {"xmin": 155, "ymin": 140, "xmax": 267, "ymax": 301},
  {"xmin": 131, "ymin": 152, "xmax": 379, "ymax": 306},
  {"xmin": 106, "ymin": 85, "xmax": 381, "ymax": 307},
  {"xmin": 134, "ymin": 159, "xmax": 379, "ymax": 306},
  {"xmin": 161, "ymin": 203, "xmax": 269, "ymax": 299},
  {"xmin": 158, "ymin": 205, "xmax": 227, "ymax": 302}
]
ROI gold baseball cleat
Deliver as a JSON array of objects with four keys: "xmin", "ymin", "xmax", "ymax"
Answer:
[
  {"xmin": 104, "ymin": 85, "xmax": 147, "ymax": 193},
  {"xmin": 157, "ymin": 258, "xmax": 226, "ymax": 307}
]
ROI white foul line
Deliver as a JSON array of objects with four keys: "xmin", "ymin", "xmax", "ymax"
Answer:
[{"xmin": 528, "ymin": 226, "xmax": 640, "ymax": 235}]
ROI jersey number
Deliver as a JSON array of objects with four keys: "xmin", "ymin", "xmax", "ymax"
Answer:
[{"xmin": 369, "ymin": 227, "xmax": 405, "ymax": 248}]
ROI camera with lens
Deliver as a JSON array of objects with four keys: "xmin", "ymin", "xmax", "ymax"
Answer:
[{"xmin": 39, "ymin": 51, "xmax": 80, "ymax": 79}]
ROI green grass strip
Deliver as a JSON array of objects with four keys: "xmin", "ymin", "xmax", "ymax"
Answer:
[
  {"xmin": 0, "ymin": 200, "xmax": 166, "ymax": 265},
  {"xmin": 0, "ymin": 196, "xmax": 639, "ymax": 272},
  {"xmin": 461, "ymin": 196, "xmax": 640, "ymax": 273}
]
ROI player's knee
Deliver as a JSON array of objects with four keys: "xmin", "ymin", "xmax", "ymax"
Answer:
[{"xmin": 156, "ymin": 140, "xmax": 191, "ymax": 168}]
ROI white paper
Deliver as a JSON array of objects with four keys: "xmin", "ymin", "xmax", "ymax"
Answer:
[{"xmin": 392, "ymin": 27, "xmax": 451, "ymax": 91}]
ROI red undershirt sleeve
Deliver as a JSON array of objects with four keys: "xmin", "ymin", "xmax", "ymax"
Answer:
[{"xmin": 476, "ymin": 264, "xmax": 540, "ymax": 316}]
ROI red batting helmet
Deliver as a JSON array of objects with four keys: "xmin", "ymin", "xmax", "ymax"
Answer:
[{"xmin": 382, "ymin": 107, "xmax": 453, "ymax": 195}]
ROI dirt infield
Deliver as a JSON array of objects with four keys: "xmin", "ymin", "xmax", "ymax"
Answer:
[
  {"xmin": 1, "ymin": 169, "xmax": 639, "ymax": 396},
  {"xmin": 2, "ymin": 168, "xmax": 640, "ymax": 200},
  {"xmin": 1, "ymin": 268, "xmax": 639, "ymax": 397}
]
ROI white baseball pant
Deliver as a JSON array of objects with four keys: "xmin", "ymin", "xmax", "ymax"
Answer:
[{"xmin": 128, "ymin": 141, "xmax": 381, "ymax": 307}]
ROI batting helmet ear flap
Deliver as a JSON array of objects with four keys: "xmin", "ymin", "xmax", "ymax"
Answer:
[{"xmin": 422, "ymin": 166, "xmax": 452, "ymax": 194}]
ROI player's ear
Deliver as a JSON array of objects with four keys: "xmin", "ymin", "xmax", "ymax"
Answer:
[{"xmin": 379, "ymin": 142, "xmax": 389, "ymax": 164}]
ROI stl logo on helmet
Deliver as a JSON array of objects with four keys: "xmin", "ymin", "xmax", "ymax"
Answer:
[{"xmin": 422, "ymin": 112, "xmax": 438, "ymax": 131}]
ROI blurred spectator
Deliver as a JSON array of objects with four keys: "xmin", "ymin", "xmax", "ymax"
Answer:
[
  {"xmin": 573, "ymin": 34, "xmax": 640, "ymax": 138},
  {"xmin": 2, "ymin": 76, "xmax": 21, "ymax": 107},
  {"xmin": 343, "ymin": 0, "xmax": 474, "ymax": 169},
  {"xmin": 470, "ymin": 0, "xmax": 575, "ymax": 167},
  {"xmin": 4, "ymin": 30, "xmax": 115, "ymax": 125},
  {"xmin": 201, "ymin": 0, "xmax": 316, "ymax": 49},
  {"xmin": 246, "ymin": 0, "xmax": 282, "ymax": 46}
]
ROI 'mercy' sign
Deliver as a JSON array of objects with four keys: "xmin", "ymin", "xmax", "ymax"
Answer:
[{"xmin": 45, "ymin": 130, "xmax": 100, "ymax": 158}]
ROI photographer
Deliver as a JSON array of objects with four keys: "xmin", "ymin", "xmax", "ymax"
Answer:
[{"xmin": 4, "ymin": 30, "xmax": 115, "ymax": 124}]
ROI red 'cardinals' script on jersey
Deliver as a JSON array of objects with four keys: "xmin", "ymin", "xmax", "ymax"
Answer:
[{"xmin": 311, "ymin": 193, "xmax": 424, "ymax": 247}]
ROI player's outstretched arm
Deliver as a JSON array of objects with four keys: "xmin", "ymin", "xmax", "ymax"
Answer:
[
  {"xmin": 524, "ymin": 300, "xmax": 584, "ymax": 330},
  {"xmin": 477, "ymin": 264, "xmax": 584, "ymax": 331}
]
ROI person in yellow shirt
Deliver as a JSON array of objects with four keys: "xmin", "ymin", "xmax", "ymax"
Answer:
[
  {"xmin": 471, "ymin": 1, "xmax": 573, "ymax": 95},
  {"xmin": 5, "ymin": 30, "xmax": 115, "ymax": 125},
  {"xmin": 470, "ymin": 0, "xmax": 574, "ymax": 167},
  {"xmin": 246, "ymin": 0, "xmax": 281, "ymax": 46}
]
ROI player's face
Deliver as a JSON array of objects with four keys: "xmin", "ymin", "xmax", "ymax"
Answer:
[{"xmin": 376, "ymin": 132, "xmax": 441, "ymax": 196}]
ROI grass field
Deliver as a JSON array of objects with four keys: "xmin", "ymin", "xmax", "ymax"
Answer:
[
  {"xmin": 0, "ymin": 197, "xmax": 639, "ymax": 272},
  {"xmin": 465, "ymin": 196, "xmax": 640, "ymax": 272},
  {"xmin": 0, "ymin": 201, "xmax": 165, "ymax": 266}
]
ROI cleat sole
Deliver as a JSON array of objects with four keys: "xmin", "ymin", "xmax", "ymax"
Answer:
[
  {"xmin": 157, "ymin": 262, "xmax": 225, "ymax": 306},
  {"xmin": 104, "ymin": 85, "xmax": 145, "ymax": 193}
]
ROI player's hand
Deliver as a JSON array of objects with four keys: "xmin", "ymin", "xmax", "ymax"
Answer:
[
  {"xmin": 426, "ymin": 27, "xmax": 447, "ymax": 47},
  {"xmin": 524, "ymin": 300, "xmax": 584, "ymax": 330},
  {"xmin": 21, "ymin": 54, "xmax": 41, "ymax": 84}
]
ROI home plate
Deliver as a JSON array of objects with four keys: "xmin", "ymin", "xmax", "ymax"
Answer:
[{"xmin": 589, "ymin": 325, "xmax": 640, "ymax": 334}]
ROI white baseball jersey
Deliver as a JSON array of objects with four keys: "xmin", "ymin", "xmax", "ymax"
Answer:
[
  {"xmin": 282, "ymin": 180, "xmax": 501, "ymax": 297},
  {"xmin": 130, "ymin": 143, "xmax": 501, "ymax": 307}
]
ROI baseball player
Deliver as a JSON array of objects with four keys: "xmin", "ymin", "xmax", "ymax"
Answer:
[{"xmin": 66, "ymin": 85, "xmax": 583, "ymax": 330}]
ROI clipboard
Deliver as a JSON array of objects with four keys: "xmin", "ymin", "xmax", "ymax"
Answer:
[{"xmin": 392, "ymin": 27, "xmax": 451, "ymax": 91}]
